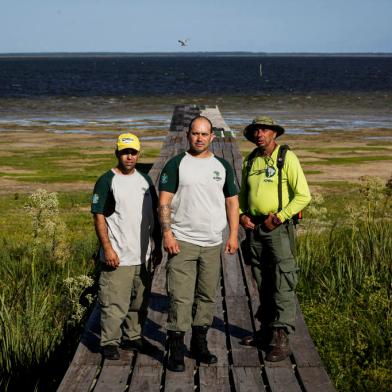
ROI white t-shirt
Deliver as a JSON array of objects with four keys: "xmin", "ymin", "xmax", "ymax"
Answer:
[
  {"xmin": 91, "ymin": 169, "xmax": 155, "ymax": 266},
  {"xmin": 159, "ymin": 152, "xmax": 238, "ymax": 246}
]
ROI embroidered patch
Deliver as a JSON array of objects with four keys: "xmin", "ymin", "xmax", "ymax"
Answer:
[
  {"xmin": 265, "ymin": 166, "xmax": 276, "ymax": 178},
  {"xmin": 92, "ymin": 194, "xmax": 99, "ymax": 204},
  {"xmin": 160, "ymin": 173, "xmax": 169, "ymax": 184}
]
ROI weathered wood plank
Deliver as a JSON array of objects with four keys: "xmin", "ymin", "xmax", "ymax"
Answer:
[
  {"xmin": 94, "ymin": 349, "xmax": 134, "ymax": 392},
  {"xmin": 57, "ymin": 364, "xmax": 99, "ymax": 392},
  {"xmin": 264, "ymin": 366, "xmax": 302, "ymax": 392},
  {"xmin": 296, "ymin": 367, "xmax": 336, "ymax": 392},
  {"xmin": 199, "ymin": 366, "xmax": 231, "ymax": 392},
  {"xmin": 232, "ymin": 366, "xmax": 265, "ymax": 392}
]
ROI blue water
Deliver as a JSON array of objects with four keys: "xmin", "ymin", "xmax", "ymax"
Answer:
[
  {"xmin": 1, "ymin": 55, "xmax": 391, "ymax": 97},
  {"xmin": 0, "ymin": 54, "xmax": 391, "ymax": 135}
]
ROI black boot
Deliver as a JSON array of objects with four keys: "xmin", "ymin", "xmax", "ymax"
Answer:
[
  {"xmin": 167, "ymin": 331, "xmax": 185, "ymax": 372},
  {"xmin": 265, "ymin": 328, "xmax": 291, "ymax": 362},
  {"xmin": 190, "ymin": 326, "xmax": 217, "ymax": 364}
]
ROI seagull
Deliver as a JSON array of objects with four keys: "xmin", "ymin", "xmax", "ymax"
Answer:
[{"xmin": 178, "ymin": 38, "xmax": 190, "ymax": 47}]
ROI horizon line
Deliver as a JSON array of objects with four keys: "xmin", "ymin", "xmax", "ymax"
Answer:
[{"xmin": 1, "ymin": 50, "xmax": 392, "ymax": 57}]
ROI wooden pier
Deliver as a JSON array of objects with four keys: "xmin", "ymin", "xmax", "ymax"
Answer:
[{"xmin": 58, "ymin": 105, "xmax": 335, "ymax": 392}]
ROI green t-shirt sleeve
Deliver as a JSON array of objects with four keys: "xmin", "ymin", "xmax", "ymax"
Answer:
[
  {"xmin": 158, "ymin": 153, "xmax": 185, "ymax": 193},
  {"xmin": 216, "ymin": 156, "xmax": 239, "ymax": 198},
  {"xmin": 91, "ymin": 170, "xmax": 115, "ymax": 215}
]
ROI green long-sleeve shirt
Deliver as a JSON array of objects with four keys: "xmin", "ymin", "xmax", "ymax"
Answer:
[{"xmin": 239, "ymin": 146, "xmax": 311, "ymax": 223}]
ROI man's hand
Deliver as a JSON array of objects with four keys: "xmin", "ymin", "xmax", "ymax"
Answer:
[
  {"xmin": 151, "ymin": 247, "xmax": 163, "ymax": 267},
  {"xmin": 163, "ymin": 231, "xmax": 180, "ymax": 255},
  {"xmin": 263, "ymin": 213, "xmax": 282, "ymax": 232},
  {"xmin": 225, "ymin": 235, "xmax": 238, "ymax": 254},
  {"xmin": 240, "ymin": 214, "xmax": 255, "ymax": 230},
  {"xmin": 103, "ymin": 246, "xmax": 120, "ymax": 268}
]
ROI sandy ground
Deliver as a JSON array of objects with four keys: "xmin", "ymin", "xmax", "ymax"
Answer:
[{"xmin": 0, "ymin": 124, "xmax": 391, "ymax": 194}]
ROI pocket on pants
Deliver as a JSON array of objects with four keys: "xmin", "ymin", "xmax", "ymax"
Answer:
[
  {"xmin": 98, "ymin": 272, "xmax": 111, "ymax": 307},
  {"xmin": 277, "ymin": 261, "xmax": 299, "ymax": 291}
]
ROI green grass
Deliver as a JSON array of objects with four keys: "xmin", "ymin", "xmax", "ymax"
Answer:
[{"xmin": 297, "ymin": 178, "xmax": 392, "ymax": 391}]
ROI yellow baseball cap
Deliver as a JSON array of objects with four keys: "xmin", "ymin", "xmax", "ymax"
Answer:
[{"xmin": 116, "ymin": 133, "xmax": 141, "ymax": 152}]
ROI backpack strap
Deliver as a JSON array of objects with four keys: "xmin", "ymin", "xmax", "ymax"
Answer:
[
  {"xmin": 243, "ymin": 148, "xmax": 259, "ymax": 214},
  {"xmin": 277, "ymin": 145, "xmax": 290, "ymax": 212}
]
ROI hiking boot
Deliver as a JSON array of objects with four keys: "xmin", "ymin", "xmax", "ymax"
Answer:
[
  {"xmin": 265, "ymin": 328, "xmax": 291, "ymax": 362},
  {"xmin": 167, "ymin": 331, "xmax": 185, "ymax": 372},
  {"xmin": 121, "ymin": 338, "xmax": 143, "ymax": 352},
  {"xmin": 240, "ymin": 328, "xmax": 272, "ymax": 350},
  {"xmin": 102, "ymin": 345, "xmax": 120, "ymax": 360},
  {"xmin": 190, "ymin": 326, "xmax": 218, "ymax": 364}
]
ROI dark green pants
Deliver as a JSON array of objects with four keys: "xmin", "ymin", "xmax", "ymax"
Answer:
[{"xmin": 248, "ymin": 222, "xmax": 298, "ymax": 334}]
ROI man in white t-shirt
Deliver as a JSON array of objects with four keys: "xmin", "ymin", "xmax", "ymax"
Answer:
[
  {"xmin": 159, "ymin": 116, "xmax": 239, "ymax": 372},
  {"xmin": 91, "ymin": 133, "xmax": 162, "ymax": 360}
]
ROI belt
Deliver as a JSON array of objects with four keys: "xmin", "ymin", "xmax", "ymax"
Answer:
[{"xmin": 249, "ymin": 214, "xmax": 269, "ymax": 225}]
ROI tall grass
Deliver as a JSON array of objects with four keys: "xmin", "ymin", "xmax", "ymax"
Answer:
[
  {"xmin": 0, "ymin": 190, "xmax": 97, "ymax": 391},
  {"xmin": 297, "ymin": 176, "xmax": 392, "ymax": 391}
]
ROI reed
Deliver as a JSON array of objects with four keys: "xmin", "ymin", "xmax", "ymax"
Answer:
[
  {"xmin": 0, "ymin": 190, "xmax": 97, "ymax": 391},
  {"xmin": 297, "ymin": 176, "xmax": 392, "ymax": 391}
]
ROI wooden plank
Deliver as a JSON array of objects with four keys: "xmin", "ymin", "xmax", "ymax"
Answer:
[
  {"xmin": 232, "ymin": 366, "xmax": 266, "ymax": 392},
  {"xmin": 93, "ymin": 349, "xmax": 134, "ymax": 392},
  {"xmin": 291, "ymin": 299, "xmax": 323, "ymax": 367},
  {"xmin": 129, "ymin": 365, "xmax": 163, "ymax": 391},
  {"xmin": 296, "ymin": 367, "xmax": 336, "ymax": 392},
  {"xmin": 57, "ymin": 364, "xmax": 99, "ymax": 392},
  {"xmin": 128, "ymin": 260, "xmax": 168, "ymax": 389},
  {"xmin": 264, "ymin": 366, "xmax": 302, "ymax": 392},
  {"xmin": 199, "ymin": 366, "xmax": 231, "ymax": 392}
]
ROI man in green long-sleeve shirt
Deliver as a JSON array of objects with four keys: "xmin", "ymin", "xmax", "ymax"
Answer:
[{"xmin": 239, "ymin": 116, "xmax": 311, "ymax": 362}]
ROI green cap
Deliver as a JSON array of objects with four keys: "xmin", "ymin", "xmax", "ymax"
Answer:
[{"xmin": 243, "ymin": 115, "xmax": 285, "ymax": 142}]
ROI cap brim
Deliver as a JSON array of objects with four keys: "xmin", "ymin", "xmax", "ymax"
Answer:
[{"xmin": 243, "ymin": 123, "xmax": 285, "ymax": 141}]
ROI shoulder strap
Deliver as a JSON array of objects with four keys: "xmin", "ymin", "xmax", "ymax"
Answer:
[
  {"xmin": 277, "ymin": 145, "xmax": 290, "ymax": 212},
  {"xmin": 243, "ymin": 148, "xmax": 259, "ymax": 214}
]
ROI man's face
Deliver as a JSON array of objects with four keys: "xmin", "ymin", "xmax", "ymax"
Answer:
[
  {"xmin": 117, "ymin": 148, "xmax": 139, "ymax": 173},
  {"xmin": 252, "ymin": 127, "xmax": 277, "ymax": 149},
  {"xmin": 187, "ymin": 119, "xmax": 215, "ymax": 155}
]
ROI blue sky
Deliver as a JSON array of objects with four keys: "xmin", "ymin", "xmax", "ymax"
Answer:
[{"xmin": 1, "ymin": 0, "xmax": 391, "ymax": 53}]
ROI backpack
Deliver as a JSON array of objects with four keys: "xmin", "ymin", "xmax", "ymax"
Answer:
[{"xmin": 244, "ymin": 144, "xmax": 302, "ymax": 224}]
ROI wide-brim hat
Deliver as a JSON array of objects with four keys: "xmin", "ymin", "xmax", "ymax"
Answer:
[
  {"xmin": 243, "ymin": 116, "xmax": 285, "ymax": 142},
  {"xmin": 117, "ymin": 133, "xmax": 141, "ymax": 152}
]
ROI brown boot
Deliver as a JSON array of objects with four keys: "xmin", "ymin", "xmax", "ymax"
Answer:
[
  {"xmin": 240, "ymin": 328, "xmax": 272, "ymax": 350},
  {"xmin": 265, "ymin": 328, "xmax": 291, "ymax": 362}
]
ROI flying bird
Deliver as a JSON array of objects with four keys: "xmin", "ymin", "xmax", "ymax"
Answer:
[{"xmin": 178, "ymin": 39, "xmax": 190, "ymax": 47}]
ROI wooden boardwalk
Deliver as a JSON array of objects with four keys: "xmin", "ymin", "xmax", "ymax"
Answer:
[{"xmin": 58, "ymin": 105, "xmax": 335, "ymax": 392}]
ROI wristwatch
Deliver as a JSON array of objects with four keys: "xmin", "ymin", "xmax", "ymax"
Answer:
[{"xmin": 272, "ymin": 214, "xmax": 282, "ymax": 226}]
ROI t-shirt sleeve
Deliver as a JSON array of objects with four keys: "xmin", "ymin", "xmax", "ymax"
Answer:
[
  {"xmin": 91, "ymin": 171, "xmax": 115, "ymax": 215},
  {"xmin": 158, "ymin": 154, "xmax": 184, "ymax": 193},
  {"xmin": 218, "ymin": 157, "xmax": 239, "ymax": 198}
]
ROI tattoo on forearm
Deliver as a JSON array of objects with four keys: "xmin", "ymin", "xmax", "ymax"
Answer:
[{"xmin": 159, "ymin": 204, "xmax": 172, "ymax": 232}]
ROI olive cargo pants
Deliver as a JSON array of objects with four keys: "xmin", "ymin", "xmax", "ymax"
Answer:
[
  {"xmin": 98, "ymin": 264, "xmax": 150, "ymax": 347},
  {"xmin": 248, "ymin": 222, "xmax": 299, "ymax": 334},
  {"xmin": 166, "ymin": 240, "xmax": 221, "ymax": 332}
]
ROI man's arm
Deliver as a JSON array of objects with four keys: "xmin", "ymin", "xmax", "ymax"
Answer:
[
  {"xmin": 225, "ymin": 195, "xmax": 239, "ymax": 254},
  {"xmin": 93, "ymin": 213, "xmax": 120, "ymax": 268},
  {"xmin": 159, "ymin": 191, "xmax": 180, "ymax": 255}
]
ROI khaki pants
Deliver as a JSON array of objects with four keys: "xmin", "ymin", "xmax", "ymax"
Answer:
[
  {"xmin": 98, "ymin": 264, "xmax": 150, "ymax": 347},
  {"xmin": 166, "ymin": 240, "xmax": 221, "ymax": 332},
  {"xmin": 248, "ymin": 222, "xmax": 299, "ymax": 334}
]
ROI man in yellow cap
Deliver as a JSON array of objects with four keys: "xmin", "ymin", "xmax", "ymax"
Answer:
[
  {"xmin": 239, "ymin": 116, "xmax": 311, "ymax": 362},
  {"xmin": 91, "ymin": 133, "xmax": 162, "ymax": 360}
]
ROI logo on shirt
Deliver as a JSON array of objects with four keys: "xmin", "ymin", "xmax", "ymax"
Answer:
[
  {"xmin": 160, "ymin": 173, "xmax": 169, "ymax": 184},
  {"xmin": 265, "ymin": 166, "xmax": 276, "ymax": 178},
  {"xmin": 213, "ymin": 171, "xmax": 222, "ymax": 181},
  {"xmin": 92, "ymin": 194, "xmax": 99, "ymax": 204}
]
